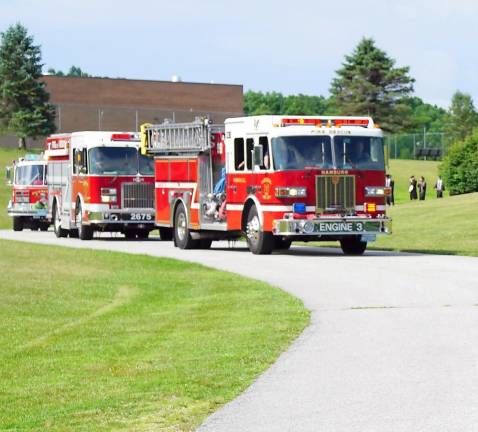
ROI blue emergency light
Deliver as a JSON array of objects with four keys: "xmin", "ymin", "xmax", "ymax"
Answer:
[{"xmin": 292, "ymin": 203, "xmax": 306, "ymax": 214}]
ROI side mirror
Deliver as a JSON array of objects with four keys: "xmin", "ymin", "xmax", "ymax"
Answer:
[
  {"xmin": 253, "ymin": 145, "xmax": 263, "ymax": 168},
  {"xmin": 5, "ymin": 166, "xmax": 12, "ymax": 185}
]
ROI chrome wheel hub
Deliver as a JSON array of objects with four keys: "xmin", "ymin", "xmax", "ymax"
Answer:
[
  {"xmin": 177, "ymin": 212, "xmax": 187, "ymax": 241},
  {"xmin": 246, "ymin": 215, "xmax": 260, "ymax": 243}
]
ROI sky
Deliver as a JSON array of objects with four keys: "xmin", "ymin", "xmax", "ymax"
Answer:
[{"xmin": 2, "ymin": 0, "xmax": 478, "ymax": 108}]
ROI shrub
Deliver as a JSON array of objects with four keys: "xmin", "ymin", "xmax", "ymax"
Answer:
[{"xmin": 440, "ymin": 128, "xmax": 478, "ymax": 195}]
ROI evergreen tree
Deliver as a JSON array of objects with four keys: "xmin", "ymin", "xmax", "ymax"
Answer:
[
  {"xmin": 444, "ymin": 91, "xmax": 478, "ymax": 144},
  {"xmin": 330, "ymin": 38, "xmax": 414, "ymax": 132},
  {"xmin": 0, "ymin": 23, "xmax": 56, "ymax": 149}
]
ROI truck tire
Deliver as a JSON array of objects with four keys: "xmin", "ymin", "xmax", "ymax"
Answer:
[
  {"xmin": 124, "ymin": 230, "xmax": 137, "ymax": 239},
  {"xmin": 274, "ymin": 237, "xmax": 292, "ymax": 251},
  {"xmin": 136, "ymin": 230, "xmax": 150, "ymax": 239},
  {"xmin": 53, "ymin": 203, "xmax": 68, "ymax": 238},
  {"xmin": 245, "ymin": 205, "xmax": 273, "ymax": 255},
  {"xmin": 13, "ymin": 216, "xmax": 23, "ymax": 232},
  {"xmin": 340, "ymin": 237, "xmax": 367, "ymax": 255},
  {"xmin": 198, "ymin": 239, "xmax": 212, "ymax": 249},
  {"xmin": 159, "ymin": 227, "xmax": 173, "ymax": 241},
  {"xmin": 39, "ymin": 222, "xmax": 49, "ymax": 231},
  {"xmin": 174, "ymin": 203, "xmax": 199, "ymax": 249},
  {"xmin": 77, "ymin": 203, "xmax": 93, "ymax": 240}
]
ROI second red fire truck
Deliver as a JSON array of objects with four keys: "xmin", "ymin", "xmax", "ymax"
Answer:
[
  {"xmin": 45, "ymin": 131, "xmax": 155, "ymax": 240},
  {"xmin": 6, "ymin": 154, "xmax": 50, "ymax": 231},
  {"xmin": 141, "ymin": 115, "xmax": 392, "ymax": 255}
]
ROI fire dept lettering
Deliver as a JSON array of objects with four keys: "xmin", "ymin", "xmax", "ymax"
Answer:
[{"xmin": 318, "ymin": 221, "xmax": 364, "ymax": 232}]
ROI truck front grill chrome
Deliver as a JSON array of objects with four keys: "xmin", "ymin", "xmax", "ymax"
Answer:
[
  {"xmin": 121, "ymin": 182, "xmax": 154, "ymax": 209},
  {"xmin": 316, "ymin": 175, "xmax": 355, "ymax": 214}
]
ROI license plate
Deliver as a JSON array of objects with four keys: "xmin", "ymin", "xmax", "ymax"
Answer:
[{"xmin": 124, "ymin": 213, "xmax": 153, "ymax": 221}]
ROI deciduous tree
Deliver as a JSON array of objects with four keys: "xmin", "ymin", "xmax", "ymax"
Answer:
[{"xmin": 444, "ymin": 91, "xmax": 478, "ymax": 144}]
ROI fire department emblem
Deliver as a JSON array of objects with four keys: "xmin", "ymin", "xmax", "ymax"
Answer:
[
  {"xmin": 261, "ymin": 178, "xmax": 272, "ymax": 200},
  {"xmin": 332, "ymin": 175, "xmax": 340, "ymax": 185}
]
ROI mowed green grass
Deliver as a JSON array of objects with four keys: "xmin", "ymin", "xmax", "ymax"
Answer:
[
  {"xmin": 0, "ymin": 148, "xmax": 42, "ymax": 229},
  {"xmin": 387, "ymin": 158, "xmax": 443, "ymax": 203},
  {"xmin": 371, "ymin": 191, "xmax": 478, "ymax": 256},
  {"xmin": 0, "ymin": 240, "xmax": 309, "ymax": 431}
]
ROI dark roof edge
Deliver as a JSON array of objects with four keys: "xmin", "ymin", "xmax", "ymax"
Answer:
[{"xmin": 41, "ymin": 75, "xmax": 243, "ymax": 88}]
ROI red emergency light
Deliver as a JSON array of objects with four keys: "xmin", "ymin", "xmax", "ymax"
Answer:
[{"xmin": 111, "ymin": 133, "xmax": 139, "ymax": 141}]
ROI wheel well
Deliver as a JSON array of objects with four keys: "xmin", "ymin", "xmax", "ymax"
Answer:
[
  {"xmin": 171, "ymin": 199, "xmax": 186, "ymax": 226},
  {"xmin": 241, "ymin": 199, "xmax": 255, "ymax": 232}
]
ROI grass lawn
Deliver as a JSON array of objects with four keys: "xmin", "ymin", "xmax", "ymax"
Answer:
[
  {"xmin": 370, "ymin": 191, "xmax": 478, "ymax": 256},
  {"xmin": 0, "ymin": 240, "xmax": 309, "ymax": 431}
]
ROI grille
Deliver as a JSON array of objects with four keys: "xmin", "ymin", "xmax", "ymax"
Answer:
[
  {"xmin": 121, "ymin": 182, "xmax": 154, "ymax": 209},
  {"xmin": 316, "ymin": 175, "xmax": 355, "ymax": 213}
]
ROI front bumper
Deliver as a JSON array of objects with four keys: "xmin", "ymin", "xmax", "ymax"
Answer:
[
  {"xmin": 85, "ymin": 208, "xmax": 155, "ymax": 225},
  {"xmin": 7, "ymin": 201, "xmax": 49, "ymax": 219},
  {"xmin": 273, "ymin": 216, "xmax": 392, "ymax": 241}
]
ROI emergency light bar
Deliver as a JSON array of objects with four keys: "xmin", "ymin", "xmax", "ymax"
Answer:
[
  {"xmin": 281, "ymin": 117, "xmax": 372, "ymax": 128},
  {"xmin": 23, "ymin": 154, "xmax": 44, "ymax": 161},
  {"xmin": 45, "ymin": 135, "xmax": 70, "ymax": 157},
  {"xmin": 111, "ymin": 133, "xmax": 140, "ymax": 141}
]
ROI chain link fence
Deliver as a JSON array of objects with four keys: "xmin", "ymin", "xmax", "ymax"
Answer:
[{"xmin": 385, "ymin": 131, "xmax": 451, "ymax": 160}]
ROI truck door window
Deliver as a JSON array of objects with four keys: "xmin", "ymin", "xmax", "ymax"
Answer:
[
  {"xmin": 73, "ymin": 149, "xmax": 88, "ymax": 174},
  {"xmin": 234, "ymin": 138, "xmax": 245, "ymax": 171},
  {"xmin": 259, "ymin": 136, "xmax": 270, "ymax": 170},
  {"xmin": 246, "ymin": 138, "xmax": 254, "ymax": 170}
]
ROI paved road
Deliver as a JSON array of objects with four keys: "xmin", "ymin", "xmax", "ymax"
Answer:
[{"xmin": 2, "ymin": 230, "xmax": 478, "ymax": 431}]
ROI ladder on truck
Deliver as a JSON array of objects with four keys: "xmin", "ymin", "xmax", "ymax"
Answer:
[{"xmin": 141, "ymin": 119, "xmax": 220, "ymax": 155}]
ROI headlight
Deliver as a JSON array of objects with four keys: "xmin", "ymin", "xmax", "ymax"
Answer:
[
  {"xmin": 365, "ymin": 186, "xmax": 391, "ymax": 197},
  {"xmin": 101, "ymin": 188, "xmax": 117, "ymax": 203},
  {"xmin": 275, "ymin": 186, "xmax": 307, "ymax": 198},
  {"xmin": 15, "ymin": 191, "xmax": 29, "ymax": 203}
]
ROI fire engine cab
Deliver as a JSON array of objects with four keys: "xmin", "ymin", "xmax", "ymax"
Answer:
[
  {"xmin": 45, "ymin": 131, "xmax": 155, "ymax": 240},
  {"xmin": 6, "ymin": 154, "xmax": 50, "ymax": 231},
  {"xmin": 142, "ymin": 115, "xmax": 392, "ymax": 255}
]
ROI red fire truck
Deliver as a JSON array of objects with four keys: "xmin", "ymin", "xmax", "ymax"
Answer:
[
  {"xmin": 6, "ymin": 154, "xmax": 50, "ymax": 231},
  {"xmin": 141, "ymin": 115, "xmax": 392, "ymax": 255},
  {"xmin": 45, "ymin": 131, "xmax": 155, "ymax": 240}
]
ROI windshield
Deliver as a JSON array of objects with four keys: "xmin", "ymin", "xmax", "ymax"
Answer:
[
  {"xmin": 89, "ymin": 147, "xmax": 154, "ymax": 175},
  {"xmin": 334, "ymin": 136, "xmax": 384, "ymax": 170},
  {"xmin": 15, "ymin": 164, "xmax": 45, "ymax": 185},
  {"xmin": 272, "ymin": 136, "xmax": 333, "ymax": 170}
]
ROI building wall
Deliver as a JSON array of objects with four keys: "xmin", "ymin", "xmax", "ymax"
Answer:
[{"xmin": 0, "ymin": 76, "xmax": 243, "ymax": 148}]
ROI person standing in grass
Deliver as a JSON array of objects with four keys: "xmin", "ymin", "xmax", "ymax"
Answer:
[
  {"xmin": 418, "ymin": 176, "xmax": 427, "ymax": 200},
  {"xmin": 434, "ymin": 176, "xmax": 445, "ymax": 198},
  {"xmin": 409, "ymin": 175, "xmax": 418, "ymax": 200},
  {"xmin": 385, "ymin": 174, "xmax": 395, "ymax": 205}
]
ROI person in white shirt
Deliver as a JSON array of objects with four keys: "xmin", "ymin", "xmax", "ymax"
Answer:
[{"xmin": 434, "ymin": 176, "xmax": 445, "ymax": 198}]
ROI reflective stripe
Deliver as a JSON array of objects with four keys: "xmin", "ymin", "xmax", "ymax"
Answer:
[
  {"xmin": 155, "ymin": 182, "xmax": 196, "ymax": 188},
  {"xmin": 83, "ymin": 203, "xmax": 109, "ymax": 212}
]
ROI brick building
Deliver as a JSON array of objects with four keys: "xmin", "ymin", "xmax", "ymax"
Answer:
[{"xmin": 0, "ymin": 76, "xmax": 243, "ymax": 148}]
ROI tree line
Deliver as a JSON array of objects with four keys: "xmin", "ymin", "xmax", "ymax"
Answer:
[{"xmin": 1, "ymin": 23, "xmax": 477, "ymax": 194}]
